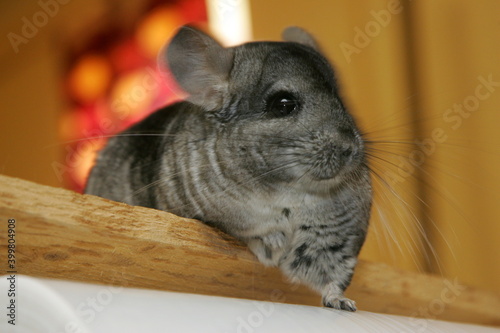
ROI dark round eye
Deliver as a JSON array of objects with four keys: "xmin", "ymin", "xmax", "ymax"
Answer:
[{"xmin": 266, "ymin": 92, "xmax": 299, "ymax": 117}]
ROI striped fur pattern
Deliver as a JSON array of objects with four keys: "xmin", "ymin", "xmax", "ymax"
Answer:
[{"xmin": 85, "ymin": 26, "xmax": 372, "ymax": 311}]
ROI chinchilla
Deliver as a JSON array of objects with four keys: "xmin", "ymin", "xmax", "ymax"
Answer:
[{"xmin": 85, "ymin": 26, "xmax": 372, "ymax": 311}]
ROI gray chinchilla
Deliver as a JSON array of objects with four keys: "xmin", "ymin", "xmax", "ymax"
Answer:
[{"xmin": 85, "ymin": 26, "xmax": 372, "ymax": 311}]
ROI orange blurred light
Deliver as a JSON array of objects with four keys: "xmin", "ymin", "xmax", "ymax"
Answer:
[
  {"xmin": 72, "ymin": 138, "xmax": 104, "ymax": 189},
  {"xmin": 109, "ymin": 67, "xmax": 158, "ymax": 120},
  {"xmin": 68, "ymin": 54, "xmax": 113, "ymax": 104},
  {"xmin": 135, "ymin": 6, "xmax": 182, "ymax": 59}
]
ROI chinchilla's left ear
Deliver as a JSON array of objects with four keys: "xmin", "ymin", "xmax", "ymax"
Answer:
[
  {"xmin": 159, "ymin": 26, "xmax": 234, "ymax": 111},
  {"xmin": 282, "ymin": 26, "xmax": 321, "ymax": 51}
]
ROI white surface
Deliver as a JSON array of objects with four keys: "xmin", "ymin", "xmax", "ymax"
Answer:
[
  {"xmin": 0, "ymin": 275, "xmax": 90, "ymax": 333},
  {"xmin": 0, "ymin": 275, "xmax": 499, "ymax": 333}
]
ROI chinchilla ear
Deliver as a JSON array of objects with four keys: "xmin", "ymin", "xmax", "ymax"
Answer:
[
  {"xmin": 282, "ymin": 26, "xmax": 320, "ymax": 51},
  {"xmin": 161, "ymin": 26, "xmax": 234, "ymax": 111}
]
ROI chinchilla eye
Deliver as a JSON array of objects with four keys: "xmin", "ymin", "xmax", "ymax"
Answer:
[{"xmin": 266, "ymin": 92, "xmax": 299, "ymax": 117}]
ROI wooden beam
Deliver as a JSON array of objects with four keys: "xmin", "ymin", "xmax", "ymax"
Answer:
[{"xmin": 0, "ymin": 174, "xmax": 499, "ymax": 326}]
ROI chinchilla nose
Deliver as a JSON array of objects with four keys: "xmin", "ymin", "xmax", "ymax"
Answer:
[
  {"xmin": 340, "ymin": 144, "xmax": 355, "ymax": 160},
  {"xmin": 333, "ymin": 126, "xmax": 360, "ymax": 161},
  {"xmin": 326, "ymin": 141, "xmax": 358, "ymax": 164},
  {"xmin": 308, "ymin": 126, "xmax": 362, "ymax": 180}
]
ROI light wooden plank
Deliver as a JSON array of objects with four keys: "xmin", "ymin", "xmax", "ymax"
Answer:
[{"xmin": 0, "ymin": 174, "xmax": 499, "ymax": 326}]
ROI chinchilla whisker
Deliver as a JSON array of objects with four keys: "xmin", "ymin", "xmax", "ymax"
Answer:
[
  {"xmin": 215, "ymin": 159, "xmax": 303, "ymax": 190},
  {"xmin": 130, "ymin": 178, "xmax": 163, "ymax": 198},
  {"xmin": 372, "ymin": 196, "xmax": 409, "ymax": 264},
  {"xmin": 364, "ymin": 154, "xmax": 405, "ymax": 172},
  {"xmin": 230, "ymin": 135, "xmax": 313, "ymax": 146},
  {"xmin": 359, "ymin": 108, "xmax": 450, "ymax": 137},
  {"xmin": 361, "ymin": 123, "xmax": 414, "ymax": 137},
  {"xmin": 364, "ymin": 140, "xmax": 419, "ymax": 148},
  {"xmin": 295, "ymin": 118, "xmax": 317, "ymax": 138},
  {"xmin": 366, "ymin": 162, "xmax": 441, "ymax": 271},
  {"xmin": 124, "ymin": 148, "xmax": 306, "ymax": 176},
  {"xmin": 368, "ymin": 138, "xmax": 500, "ymax": 199},
  {"xmin": 365, "ymin": 150, "xmax": 463, "ymax": 191},
  {"xmin": 356, "ymin": 165, "xmax": 411, "ymax": 264},
  {"xmin": 45, "ymin": 133, "xmax": 180, "ymax": 149},
  {"xmin": 129, "ymin": 157, "xmax": 288, "ymax": 197},
  {"xmin": 164, "ymin": 160, "xmax": 305, "ymax": 213},
  {"xmin": 364, "ymin": 141, "xmax": 418, "ymax": 150},
  {"xmin": 368, "ymin": 147, "xmax": 468, "ymax": 233},
  {"xmin": 364, "ymin": 144, "xmax": 418, "ymax": 156},
  {"xmin": 372, "ymin": 204, "xmax": 402, "ymax": 264},
  {"xmin": 369, "ymin": 171, "xmax": 430, "ymax": 271},
  {"xmin": 409, "ymin": 167, "xmax": 465, "ymax": 240},
  {"xmin": 365, "ymin": 137, "xmax": 496, "ymax": 156},
  {"xmin": 368, "ymin": 162, "xmax": 447, "ymax": 273},
  {"xmin": 364, "ymin": 144, "xmax": 415, "ymax": 152},
  {"xmin": 364, "ymin": 156, "xmax": 460, "ymax": 250},
  {"xmin": 365, "ymin": 149, "xmax": 413, "ymax": 160},
  {"xmin": 230, "ymin": 140, "xmax": 308, "ymax": 149},
  {"xmin": 258, "ymin": 132, "xmax": 312, "ymax": 141},
  {"xmin": 261, "ymin": 166, "xmax": 313, "ymax": 211}
]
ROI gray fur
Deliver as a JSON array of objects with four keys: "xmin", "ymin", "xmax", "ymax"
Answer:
[{"xmin": 85, "ymin": 26, "xmax": 372, "ymax": 311}]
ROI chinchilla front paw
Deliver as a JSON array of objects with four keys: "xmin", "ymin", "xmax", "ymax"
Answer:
[
  {"xmin": 322, "ymin": 283, "xmax": 357, "ymax": 312},
  {"xmin": 323, "ymin": 296, "xmax": 357, "ymax": 312}
]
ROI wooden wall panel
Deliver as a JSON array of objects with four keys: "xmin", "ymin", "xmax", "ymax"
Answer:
[{"xmin": 409, "ymin": 0, "xmax": 500, "ymax": 292}]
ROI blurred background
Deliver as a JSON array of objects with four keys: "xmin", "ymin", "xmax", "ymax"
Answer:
[{"xmin": 1, "ymin": 0, "xmax": 499, "ymax": 294}]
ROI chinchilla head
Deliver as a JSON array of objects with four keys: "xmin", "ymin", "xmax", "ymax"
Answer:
[{"xmin": 160, "ymin": 26, "xmax": 367, "ymax": 193}]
